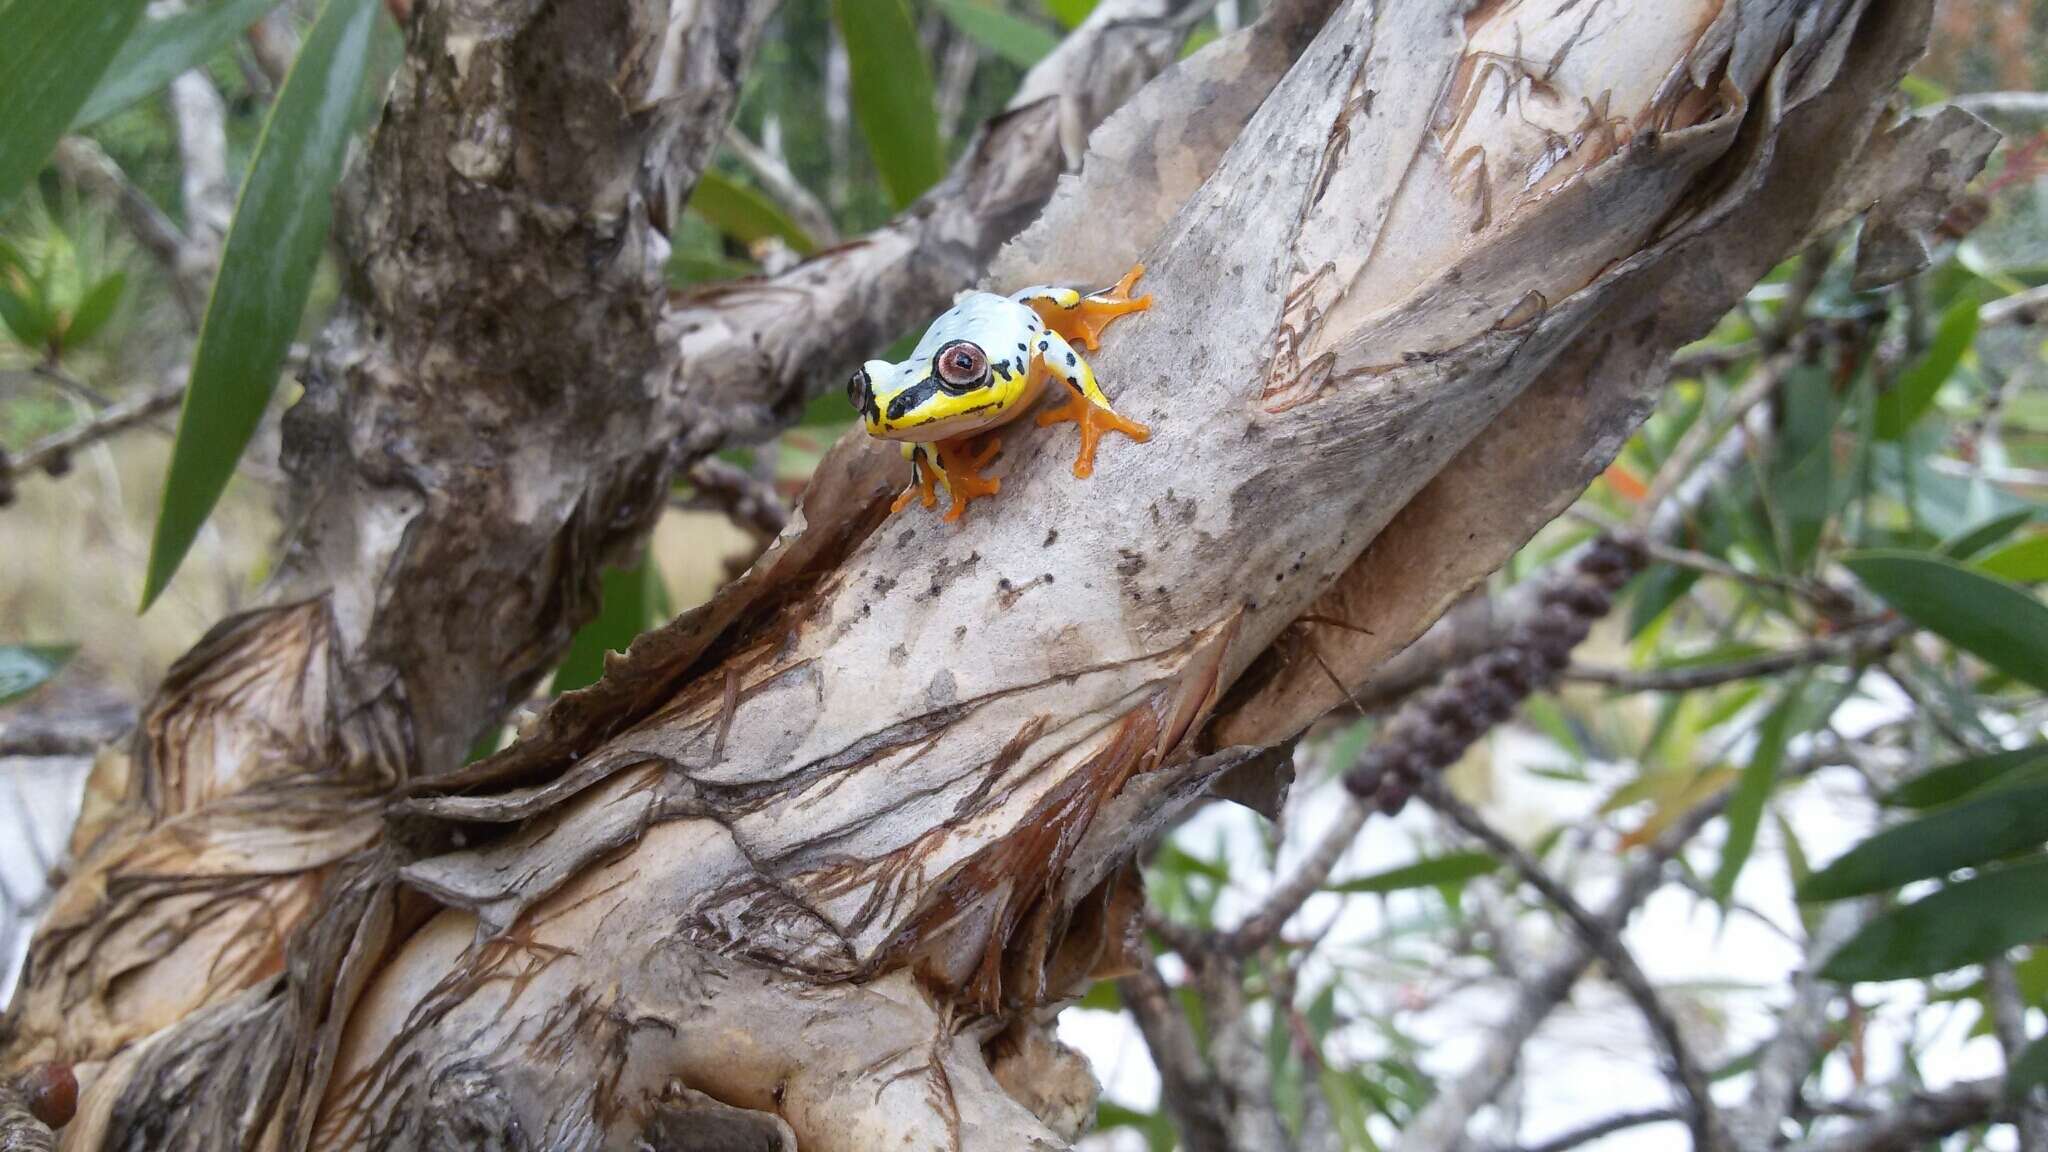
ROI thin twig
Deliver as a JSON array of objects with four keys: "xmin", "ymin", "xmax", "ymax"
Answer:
[
  {"xmin": 1506, "ymin": 1108, "xmax": 1687, "ymax": 1152},
  {"xmin": 1565, "ymin": 619, "xmax": 1909, "ymax": 693},
  {"xmin": 1394, "ymin": 795, "xmax": 1733, "ymax": 1152},
  {"xmin": 681, "ymin": 457, "xmax": 790, "ymax": 539},
  {"xmin": 1786, "ymin": 1080, "xmax": 2006, "ymax": 1152},
  {"xmin": 0, "ymin": 377, "xmax": 186, "ymax": 491},
  {"xmin": 1639, "ymin": 353, "xmax": 1783, "ymax": 525},
  {"xmin": 1949, "ymin": 91, "xmax": 2048, "ymax": 121},
  {"xmin": 1222, "ymin": 796, "xmax": 1370, "ymax": 954},
  {"xmin": 1421, "ymin": 778, "xmax": 1723, "ymax": 1152},
  {"xmin": 720, "ymin": 126, "xmax": 840, "ymax": 247},
  {"xmin": 1987, "ymin": 956, "xmax": 2048, "ymax": 1152},
  {"xmin": 1981, "ymin": 282, "xmax": 2048, "ymax": 328}
]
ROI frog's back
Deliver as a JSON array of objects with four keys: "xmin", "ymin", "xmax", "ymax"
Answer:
[{"xmin": 913, "ymin": 292, "xmax": 1044, "ymax": 361}]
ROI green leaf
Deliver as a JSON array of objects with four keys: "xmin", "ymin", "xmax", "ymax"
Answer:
[
  {"xmin": 1041, "ymin": 0, "xmax": 1095, "ymax": 28},
  {"xmin": 1329, "ymin": 851, "xmax": 1498, "ymax": 895},
  {"xmin": 0, "ymin": 644, "xmax": 74, "ymax": 705},
  {"xmin": 59, "ymin": 269, "xmax": 125, "ymax": 351},
  {"xmin": 1766, "ymin": 366, "xmax": 1838, "ymax": 573},
  {"xmin": 1978, "ymin": 535, "xmax": 2048, "ymax": 585},
  {"xmin": 1942, "ymin": 509, "xmax": 2037, "ymax": 561},
  {"xmin": 1874, "ymin": 298, "xmax": 1978, "ymax": 440},
  {"xmin": 1885, "ymin": 744, "xmax": 2048, "ymax": 809},
  {"xmin": 1821, "ymin": 854, "xmax": 2048, "ymax": 982},
  {"xmin": 0, "ymin": 0, "xmax": 150, "ymax": 207},
  {"xmin": 1156, "ymin": 843, "xmax": 1231, "ymax": 883},
  {"xmin": 143, "ymin": 0, "xmax": 383, "ymax": 610},
  {"xmin": 668, "ymin": 252, "xmax": 759, "ymax": 286},
  {"xmin": 931, "ymin": 0, "xmax": 1060, "ymax": 67},
  {"xmin": 832, "ymin": 0, "xmax": 943, "ymax": 209},
  {"xmin": 553, "ymin": 558, "xmax": 661, "ymax": 694},
  {"xmin": 0, "ymin": 275, "xmax": 55, "ymax": 349},
  {"xmin": 1801, "ymin": 781, "xmax": 2048, "ymax": 901},
  {"xmin": 689, "ymin": 169, "xmax": 816, "ymax": 256},
  {"xmin": 1843, "ymin": 551, "xmax": 2048, "ymax": 691},
  {"xmin": 1712, "ymin": 681, "xmax": 1804, "ymax": 903},
  {"xmin": 2011, "ymin": 1032, "xmax": 2048, "ymax": 1103},
  {"xmin": 1074, "ymin": 979, "xmax": 1120, "ymax": 1012},
  {"xmin": 74, "ymin": 0, "xmax": 286, "ymax": 128}
]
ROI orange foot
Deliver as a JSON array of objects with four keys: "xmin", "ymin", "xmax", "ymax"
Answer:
[
  {"xmin": 1036, "ymin": 393, "xmax": 1150, "ymax": 479},
  {"xmin": 936, "ymin": 434, "xmax": 1003, "ymax": 523},
  {"xmin": 891, "ymin": 448, "xmax": 942, "ymax": 514},
  {"xmin": 1034, "ymin": 264, "xmax": 1152, "ymax": 351}
]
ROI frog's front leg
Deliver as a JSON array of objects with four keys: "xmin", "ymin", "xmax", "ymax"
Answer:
[
  {"xmin": 891, "ymin": 443, "xmax": 942, "ymax": 514},
  {"xmin": 1031, "ymin": 328, "xmax": 1150, "ymax": 479},
  {"xmin": 1012, "ymin": 264, "xmax": 1151, "ymax": 351},
  {"xmin": 932, "ymin": 433, "xmax": 1002, "ymax": 523}
]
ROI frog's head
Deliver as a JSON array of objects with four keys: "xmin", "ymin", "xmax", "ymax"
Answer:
[{"xmin": 849, "ymin": 339, "xmax": 1014, "ymax": 442}]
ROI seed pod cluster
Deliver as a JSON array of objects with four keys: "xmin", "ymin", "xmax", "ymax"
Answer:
[{"xmin": 1343, "ymin": 534, "xmax": 1646, "ymax": 812}]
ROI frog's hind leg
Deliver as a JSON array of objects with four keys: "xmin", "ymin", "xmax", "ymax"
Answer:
[
  {"xmin": 1013, "ymin": 264, "xmax": 1151, "ymax": 351},
  {"xmin": 933, "ymin": 433, "xmax": 1003, "ymax": 523},
  {"xmin": 891, "ymin": 443, "xmax": 942, "ymax": 514},
  {"xmin": 1032, "ymin": 329, "xmax": 1150, "ymax": 478}
]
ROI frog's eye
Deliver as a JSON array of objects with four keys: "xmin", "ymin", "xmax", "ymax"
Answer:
[
  {"xmin": 846, "ymin": 367, "xmax": 870, "ymax": 413},
  {"xmin": 934, "ymin": 341, "xmax": 989, "ymax": 393}
]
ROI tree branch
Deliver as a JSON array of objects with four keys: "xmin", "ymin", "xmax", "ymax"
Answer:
[
  {"xmin": 1564, "ymin": 620, "xmax": 1910, "ymax": 693},
  {"xmin": 1787, "ymin": 1080, "xmax": 2005, "ymax": 1152},
  {"xmin": 1507, "ymin": 1108, "xmax": 1686, "ymax": 1152},
  {"xmin": 1423, "ymin": 779, "xmax": 1722, "ymax": 1152},
  {"xmin": 1988, "ymin": 956, "xmax": 2048, "ymax": 1152}
]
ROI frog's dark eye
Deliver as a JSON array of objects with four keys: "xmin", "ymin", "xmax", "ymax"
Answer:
[
  {"xmin": 934, "ymin": 341, "xmax": 988, "ymax": 393},
  {"xmin": 846, "ymin": 367, "xmax": 870, "ymax": 413}
]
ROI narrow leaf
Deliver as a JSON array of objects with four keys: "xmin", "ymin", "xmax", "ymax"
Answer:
[
  {"xmin": 689, "ymin": 169, "xmax": 816, "ymax": 255},
  {"xmin": 1942, "ymin": 509, "xmax": 2036, "ymax": 561},
  {"xmin": 0, "ymin": 0, "xmax": 150, "ymax": 206},
  {"xmin": 931, "ymin": 0, "xmax": 1060, "ymax": 67},
  {"xmin": 832, "ymin": 0, "xmax": 944, "ymax": 209},
  {"xmin": 553, "ymin": 559, "xmax": 660, "ymax": 694},
  {"xmin": 75, "ymin": 0, "xmax": 286, "ymax": 128},
  {"xmin": 1874, "ymin": 298, "xmax": 1978, "ymax": 440},
  {"xmin": 1885, "ymin": 744, "xmax": 2048, "ymax": 809},
  {"xmin": 1843, "ymin": 551, "xmax": 2048, "ymax": 690},
  {"xmin": 1978, "ymin": 535, "xmax": 2048, "ymax": 585},
  {"xmin": 1801, "ymin": 781, "xmax": 2048, "ymax": 901},
  {"xmin": 1821, "ymin": 854, "xmax": 2048, "ymax": 982},
  {"xmin": 1329, "ymin": 851, "xmax": 1498, "ymax": 895},
  {"xmin": 144, "ymin": 0, "xmax": 382, "ymax": 609},
  {"xmin": 0, "ymin": 278, "xmax": 55, "ymax": 349},
  {"xmin": 60, "ymin": 270, "xmax": 126, "ymax": 351},
  {"xmin": 0, "ymin": 644, "xmax": 75, "ymax": 705},
  {"xmin": 1712, "ymin": 682, "xmax": 1803, "ymax": 903}
]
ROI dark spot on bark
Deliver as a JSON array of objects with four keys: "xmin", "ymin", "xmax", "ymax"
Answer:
[
  {"xmin": 889, "ymin": 644, "xmax": 909, "ymax": 666},
  {"xmin": 873, "ymin": 575, "xmax": 896, "ymax": 594},
  {"xmin": 1116, "ymin": 549, "xmax": 1146, "ymax": 577},
  {"xmin": 926, "ymin": 669, "xmax": 958, "ymax": 707},
  {"xmin": 1043, "ymin": 529, "xmax": 1059, "ymax": 547}
]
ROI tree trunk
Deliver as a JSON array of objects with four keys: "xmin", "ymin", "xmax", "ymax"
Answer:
[{"xmin": 0, "ymin": 1, "xmax": 1980, "ymax": 1149}]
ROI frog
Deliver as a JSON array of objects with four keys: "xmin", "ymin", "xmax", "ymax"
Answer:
[{"xmin": 847, "ymin": 265, "xmax": 1154, "ymax": 523}]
